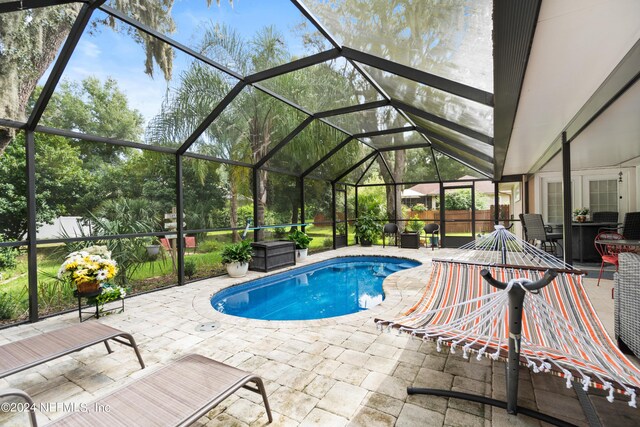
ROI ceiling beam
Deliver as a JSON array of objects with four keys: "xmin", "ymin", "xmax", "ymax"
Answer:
[
  {"xmin": 315, "ymin": 100, "xmax": 389, "ymax": 118},
  {"xmin": 342, "ymin": 47, "xmax": 494, "ymax": 107},
  {"xmin": 394, "ymin": 100, "xmax": 493, "ymax": 145},
  {"xmin": 245, "ymin": 49, "xmax": 341, "ymax": 84},
  {"xmin": 493, "ymin": 0, "xmax": 541, "ymax": 180}
]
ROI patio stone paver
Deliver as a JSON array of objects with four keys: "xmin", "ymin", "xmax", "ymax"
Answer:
[
  {"xmin": 317, "ymin": 381, "xmax": 368, "ymax": 418},
  {"xmin": 0, "ymin": 246, "xmax": 636, "ymax": 426}
]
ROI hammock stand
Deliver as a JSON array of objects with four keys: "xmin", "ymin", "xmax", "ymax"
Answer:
[{"xmin": 377, "ymin": 226, "xmax": 640, "ymax": 427}]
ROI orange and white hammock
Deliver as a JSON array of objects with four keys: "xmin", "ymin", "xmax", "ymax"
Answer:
[{"xmin": 377, "ymin": 228, "xmax": 640, "ymax": 407}]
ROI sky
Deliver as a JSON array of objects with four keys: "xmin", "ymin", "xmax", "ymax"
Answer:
[{"xmin": 39, "ymin": 0, "xmax": 324, "ymax": 129}]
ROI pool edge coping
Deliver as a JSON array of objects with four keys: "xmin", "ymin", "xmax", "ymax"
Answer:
[{"xmin": 191, "ymin": 252, "xmax": 431, "ymax": 329}]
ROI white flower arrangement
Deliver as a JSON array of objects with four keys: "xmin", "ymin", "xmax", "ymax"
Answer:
[{"xmin": 58, "ymin": 245, "xmax": 118, "ymax": 285}]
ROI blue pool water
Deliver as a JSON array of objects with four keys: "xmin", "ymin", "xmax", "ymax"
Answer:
[{"xmin": 210, "ymin": 256, "xmax": 420, "ymax": 321}]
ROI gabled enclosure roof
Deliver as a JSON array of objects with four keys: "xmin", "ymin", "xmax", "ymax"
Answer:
[{"xmin": 0, "ymin": 0, "xmax": 545, "ymax": 183}]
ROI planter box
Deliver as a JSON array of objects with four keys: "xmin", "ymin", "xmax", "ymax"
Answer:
[
  {"xmin": 249, "ymin": 240, "xmax": 296, "ymax": 272},
  {"xmin": 335, "ymin": 235, "xmax": 347, "ymax": 248},
  {"xmin": 400, "ymin": 232, "xmax": 420, "ymax": 249}
]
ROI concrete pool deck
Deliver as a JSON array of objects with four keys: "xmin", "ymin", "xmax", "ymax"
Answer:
[{"xmin": 0, "ymin": 246, "xmax": 638, "ymax": 426}]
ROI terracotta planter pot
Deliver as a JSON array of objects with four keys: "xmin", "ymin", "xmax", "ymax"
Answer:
[{"xmin": 77, "ymin": 280, "xmax": 100, "ymax": 294}]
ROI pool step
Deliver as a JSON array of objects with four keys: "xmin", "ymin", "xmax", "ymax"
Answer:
[
  {"xmin": 384, "ymin": 264, "xmax": 402, "ymax": 273},
  {"xmin": 398, "ymin": 262, "xmax": 416, "ymax": 269}
]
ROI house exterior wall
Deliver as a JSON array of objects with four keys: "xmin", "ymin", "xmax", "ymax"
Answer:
[{"xmin": 532, "ymin": 166, "xmax": 637, "ymax": 224}]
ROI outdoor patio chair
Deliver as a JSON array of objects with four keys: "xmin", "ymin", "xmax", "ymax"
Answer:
[
  {"xmin": 594, "ymin": 231, "xmax": 636, "ymax": 295},
  {"xmin": 599, "ymin": 211, "xmax": 640, "ymax": 240},
  {"xmin": 592, "ymin": 211, "xmax": 618, "ymax": 223},
  {"xmin": 423, "ymin": 223, "xmax": 439, "ymax": 250},
  {"xmin": 0, "ymin": 322, "xmax": 145, "ymax": 380},
  {"xmin": 160, "ymin": 237, "xmax": 172, "ymax": 251},
  {"xmin": 382, "ymin": 223, "xmax": 398, "ymax": 247},
  {"xmin": 519, "ymin": 213, "xmax": 563, "ymax": 256},
  {"xmin": 2, "ymin": 353, "xmax": 272, "ymax": 426},
  {"xmin": 185, "ymin": 236, "xmax": 196, "ymax": 253}
]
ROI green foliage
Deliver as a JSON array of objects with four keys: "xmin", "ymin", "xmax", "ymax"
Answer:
[
  {"xmin": 444, "ymin": 189, "xmax": 472, "ymax": 210},
  {"xmin": 354, "ymin": 214, "xmax": 380, "ymax": 243},
  {"xmin": 412, "ymin": 203, "xmax": 427, "ymax": 212},
  {"xmin": 407, "ymin": 215, "xmax": 425, "ymax": 233},
  {"xmin": 56, "ymin": 210, "xmax": 153, "ymax": 285},
  {"xmin": 197, "ymin": 239, "xmax": 223, "ymax": 254},
  {"xmin": 221, "ymin": 240, "xmax": 253, "ymax": 264},
  {"xmin": 574, "ymin": 207, "xmax": 589, "ymax": 216},
  {"xmin": 184, "ymin": 260, "xmax": 197, "ymax": 279},
  {"xmin": 0, "ymin": 292, "xmax": 16, "ymax": 320},
  {"xmin": 0, "ymin": 235, "xmax": 18, "ymax": 271},
  {"xmin": 37, "ymin": 279, "xmax": 76, "ymax": 313},
  {"xmin": 288, "ymin": 229, "xmax": 313, "ymax": 249},
  {"xmin": 0, "ymin": 134, "xmax": 91, "ymax": 240},
  {"xmin": 357, "ymin": 191, "xmax": 385, "ymax": 218},
  {"xmin": 322, "ymin": 238, "xmax": 333, "ymax": 248}
]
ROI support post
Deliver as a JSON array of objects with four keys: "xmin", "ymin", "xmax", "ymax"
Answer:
[
  {"xmin": 300, "ymin": 177, "xmax": 305, "ymax": 233},
  {"xmin": 439, "ymin": 183, "xmax": 445, "ymax": 247},
  {"xmin": 331, "ymin": 182, "xmax": 337, "ymax": 249},
  {"xmin": 561, "ymin": 131, "xmax": 573, "ymax": 262},
  {"xmin": 253, "ymin": 167, "xmax": 259, "ymax": 242},
  {"xmin": 494, "ymin": 182, "xmax": 500, "ymax": 225},
  {"xmin": 176, "ymin": 154, "xmax": 184, "ymax": 285},
  {"xmin": 354, "ymin": 186, "xmax": 359, "ymax": 245},
  {"xmin": 26, "ymin": 131, "xmax": 38, "ymax": 322},
  {"xmin": 393, "ymin": 183, "xmax": 398, "ymax": 223}
]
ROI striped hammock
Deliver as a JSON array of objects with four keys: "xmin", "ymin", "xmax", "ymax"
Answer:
[{"xmin": 377, "ymin": 227, "xmax": 640, "ymax": 407}]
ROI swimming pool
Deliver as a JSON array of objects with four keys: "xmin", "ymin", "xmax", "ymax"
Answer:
[{"xmin": 210, "ymin": 256, "xmax": 420, "ymax": 321}]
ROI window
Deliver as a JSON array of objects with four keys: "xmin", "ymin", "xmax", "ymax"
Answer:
[
  {"xmin": 589, "ymin": 179, "xmax": 617, "ymax": 213},
  {"xmin": 547, "ymin": 182, "xmax": 563, "ymax": 223}
]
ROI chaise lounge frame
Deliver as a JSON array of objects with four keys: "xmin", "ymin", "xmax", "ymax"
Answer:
[
  {"xmin": 0, "ymin": 322, "xmax": 145, "ymax": 379},
  {"xmin": 1, "ymin": 353, "xmax": 273, "ymax": 426}
]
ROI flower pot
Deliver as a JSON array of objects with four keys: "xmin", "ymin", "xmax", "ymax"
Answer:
[
  {"xmin": 146, "ymin": 245, "xmax": 160, "ymax": 257},
  {"xmin": 576, "ymin": 215, "xmax": 586, "ymax": 223},
  {"xmin": 360, "ymin": 238, "xmax": 372, "ymax": 247},
  {"xmin": 296, "ymin": 248, "xmax": 308, "ymax": 261},
  {"xmin": 226, "ymin": 261, "xmax": 249, "ymax": 278},
  {"xmin": 77, "ymin": 280, "xmax": 100, "ymax": 294}
]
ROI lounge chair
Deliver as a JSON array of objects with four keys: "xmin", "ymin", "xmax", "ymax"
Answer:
[
  {"xmin": 2, "ymin": 353, "xmax": 273, "ymax": 426},
  {"xmin": 0, "ymin": 322, "xmax": 145, "ymax": 380}
]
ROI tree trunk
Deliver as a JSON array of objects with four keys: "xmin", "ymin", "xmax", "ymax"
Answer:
[
  {"xmin": 250, "ymin": 115, "xmax": 271, "ymax": 241},
  {"xmin": 230, "ymin": 177, "xmax": 239, "ymax": 242}
]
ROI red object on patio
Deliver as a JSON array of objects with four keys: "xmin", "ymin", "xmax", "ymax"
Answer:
[
  {"xmin": 185, "ymin": 236, "xmax": 196, "ymax": 253},
  {"xmin": 160, "ymin": 237, "xmax": 171, "ymax": 251},
  {"xmin": 594, "ymin": 231, "xmax": 624, "ymax": 294}
]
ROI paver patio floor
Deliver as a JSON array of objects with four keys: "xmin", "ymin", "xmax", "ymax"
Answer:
[{"xmin": 1, "ymin": 246, "xmax": 638, "ymax": 426}]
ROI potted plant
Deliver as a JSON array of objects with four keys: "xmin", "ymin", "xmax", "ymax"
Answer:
[
  {"xmin": 88, "ymin": 282, "xmax": 127, "ymax": 314},
  {"xmin": 58, "ymin": 245, "xmax": 118, "ymax": 294},
  {"xmin": 573, "ymin": 207, "xmax": 590, "ymax": 223},
  {"xmin": 288, "ymin": 229, "xmax": 313, "ymax": 261},
  {"xmin": 401, "ymin": 216, "xmax": 424, "ymax": 249},
  {"xmin": 144, "ymin": 237, "xmax": 161, "ymax": 258},
  {"xmin": 354, "ymin": 214, "xmax": 380, "ymax": 247},
  {"xmin": 221, "ymin": 240, "xmax": 253, "ymax": 278}
]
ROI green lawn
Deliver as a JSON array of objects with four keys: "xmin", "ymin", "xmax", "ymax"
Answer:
[{"xmin": 0, "ymin": 224, "xmax": 358, "ymax": 322}]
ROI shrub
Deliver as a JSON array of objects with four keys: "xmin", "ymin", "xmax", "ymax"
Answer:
[
  {"xmin": 354, "ymin": 214, "xmax": 380, "ymax": 243},
  {"xmin": 0, "ymin": 234, "xmax": 18, "ymax": 271},
  {"xmin": 0, "ymin": 292, "xmax": 15, "ymax": 320},
  {"xmin": 322, "ymin": 238, "xmax": 333, "ymax": 248},
  {"xmin": 221, "ymin": 240, "xmax": 253, "ymax": 264},
  {"xmin": 407, "ymin": 215, "xmax": 425, "ymax": 233},
  {"xmin": 197, "ymin": 239, "xmax": 222, "ymax": 253},
  {"xmin": 288, "ymin": 229, "xmax": 313, "ymax": 249},
  {"xmin": 184, "ymin": 260, "xmax": 197, "ymax": 279},
  {"xmin": 412, "ymin": 203, "xmax": 427, "ymax": 212}
]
